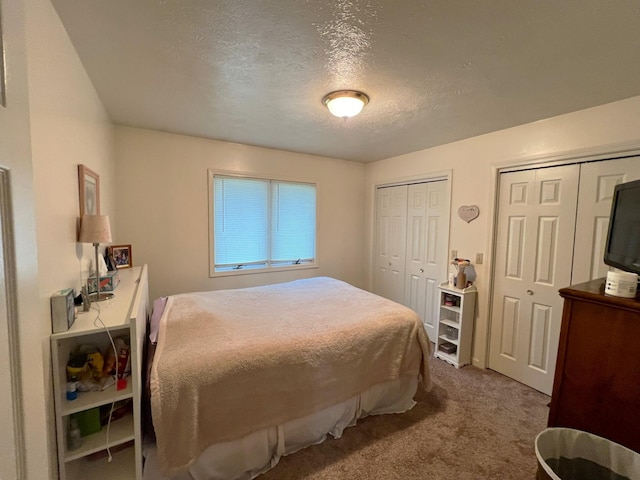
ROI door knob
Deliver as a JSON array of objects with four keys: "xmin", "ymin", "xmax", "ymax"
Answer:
[
  {"xmin": 419, "ymin": 268, "xmax": 424, "ymax": 273},
  {"xmin": 388, "ymin": 262, "xmax": 392, "ymax": 266},
  {"xmin": 527, "ymin": 290, "xmax": 534, "ymax": 295}
]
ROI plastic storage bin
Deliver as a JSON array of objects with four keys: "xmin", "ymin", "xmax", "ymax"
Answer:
[{"xmin": 535, "ymin": 428, "xmax": 640, "ymax": 480}]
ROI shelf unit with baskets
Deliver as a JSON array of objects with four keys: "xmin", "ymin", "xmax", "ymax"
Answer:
[{"xmin": 434, "ymin": 282, "xmax": 477, "ymax": 368}]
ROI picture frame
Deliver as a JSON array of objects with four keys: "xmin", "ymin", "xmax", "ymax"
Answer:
[
  {"xmin": 108, "ymin": 244, "xmax": 133, "ymax": 269},
  {"xmin": 78, "ymin": 165, "xmax": 100, "ymax": 218},
  {"xmin": 104, "ymin": 249, "xmax": 117, "ymax": 272}
]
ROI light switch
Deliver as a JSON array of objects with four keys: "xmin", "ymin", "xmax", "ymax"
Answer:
[
  {"xmin": 475, "ymin": 253, "xmax": 484, "ymax": 264},
  {"xmin": 451, "ymin": 249, "xmax": 458, "ymax": 260}
]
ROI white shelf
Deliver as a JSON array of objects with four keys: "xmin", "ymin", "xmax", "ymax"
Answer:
[
  {"xmin": 66, "ymin": 445, "xmax": 136, "ymax": 480},
  {"xmin": 52, "ymin": 265, "xmax": 148, "ymax": 480},
  {"xmin": 438, "ymin": 283, "xmax": 477, "ymax": 295},
  {"xmin": 440, "ymin": 304, "xmax": 461, "ymax": 314},
  {"xmin": 65, "ymin": 414, "xmax": 134, "ymax": 461},
  {"xmin": 438, "ymin": 334, "xmax": 459, "ymax": 345},
  {"xmin": 63, "ymin": 382, "xmax": 133, "ymax": 416},
  {"xmin": 52, "ymin": 268, "xmax": 142, "ymax": 339},
  {"xmin": 434, "ymin": 349, "xmax": 458, "ymax": 367},
  {"xmin": 438, "ymin": 318, "xmax": 459, "ymax": 329},
  {"xmin": 435, "ymin": 282, "xmax": 476, "ymax": 369}
]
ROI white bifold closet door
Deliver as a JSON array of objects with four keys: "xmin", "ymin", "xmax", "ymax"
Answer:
[
  {"xmin": 374, "ymin": 180, "xmax": 449, "ymax": 342},
  {"xmin": 572, "ymin": 158, "xmax": 640, "ymax": 284},
  {"xmin": 490, "ymin": 157, "xmax": 640, "ymax": 395},
  {"xmin": 374, "ymin": 186, "xmax": 408, "ymax": 306}
]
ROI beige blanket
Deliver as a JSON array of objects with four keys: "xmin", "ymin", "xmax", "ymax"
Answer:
[{"xmin": 150, "ymin": 277, "xmax": 431, "ymax": 475}]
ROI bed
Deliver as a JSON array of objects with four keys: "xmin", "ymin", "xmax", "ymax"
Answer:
[{"xmin": 144, "ymin": 277, "xmax": 432, "ymax": 480}]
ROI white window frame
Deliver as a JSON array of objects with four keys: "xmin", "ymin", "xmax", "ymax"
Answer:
[{"xmin": 208, "ymin": 169, "xmax": 319, "ymax": 277}]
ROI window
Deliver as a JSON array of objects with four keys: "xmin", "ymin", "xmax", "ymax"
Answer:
[{"xmin": 210, "ymin": 172, "xmax": 317, "ymax": 275}]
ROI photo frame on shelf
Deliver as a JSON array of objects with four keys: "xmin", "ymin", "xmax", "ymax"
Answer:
[
  {"xmin": 78, "ymin": 165, "xmax": 100, "ymax": 218},
  {"xmin": 108, "ymin": 244, "xmax": 133, "ymax": 269},
  {"xmin": 104, "ymin": 248, "xmax": 117, "ymax": 271}
]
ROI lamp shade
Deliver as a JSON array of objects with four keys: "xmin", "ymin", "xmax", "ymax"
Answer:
[
  {"xmin": 322, "ymin": 90, "xmax": 369, "ymax": 118},
  {"xmin": 79, "ymin": 215, "xmax": 112, "ymax": 244}
]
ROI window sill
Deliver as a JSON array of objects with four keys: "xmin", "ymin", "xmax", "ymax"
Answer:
[{"xmin": 209, "ymin": 263, "xmax": 318, "ymax": 278}]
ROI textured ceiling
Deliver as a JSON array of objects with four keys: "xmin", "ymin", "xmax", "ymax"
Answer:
[{"xmin": 50, "ymin": 0, "xmax": 640, "ymax": 162}]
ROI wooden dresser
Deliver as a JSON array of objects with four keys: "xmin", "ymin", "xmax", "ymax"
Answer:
[{"xmin": 548, "ymin": 278, "xmax": 640, "ymax": 452}]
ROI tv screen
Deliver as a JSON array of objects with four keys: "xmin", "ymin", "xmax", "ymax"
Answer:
[{"xmin": 604, "ymin": 179, "xmax": 640, "ymax": 275}]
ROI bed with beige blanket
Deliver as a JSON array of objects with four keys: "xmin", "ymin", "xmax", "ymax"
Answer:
[{"xmin": 147, "ymin": 277, "xmax": 431, "ymax": 480}]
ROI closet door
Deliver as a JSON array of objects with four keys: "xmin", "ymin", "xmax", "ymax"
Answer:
[
  {"xmin": 374, "ymin": 185, "xmax": 407, "ymax": 304},
  {"xmin": 404, "ymin": 181, "xmax": 449, "ymax": 341},
  {"xmin": 572, "ymin": 157, "xmax": 640, "ymax": 284},
  {"xmin": 489, "ymin": 165, "xmax": 579, "ymax": 395}
]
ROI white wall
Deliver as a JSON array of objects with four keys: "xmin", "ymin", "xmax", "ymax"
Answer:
[
  {"xmin": 365, "ymin": 95, "xmax": 640, "ymax": 368},
  {"xmin": 0, "ymin": 0, "xmax": 45, "ymax": 477},
  {"xmin": 23, "ymin": 0, "xmax": 117, "ymax": 476},
  {"xmin": 114, "ymin": 126, "xmax": 366, "ymax": 301},
  {"xmin": 27, "ymin": 0, "xmax": 116, "ymax": 291}
]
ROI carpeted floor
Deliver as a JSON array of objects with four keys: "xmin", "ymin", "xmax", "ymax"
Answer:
[{"xmin": 260, "ymin": 355, "xmax": 550, "ymax": 479}]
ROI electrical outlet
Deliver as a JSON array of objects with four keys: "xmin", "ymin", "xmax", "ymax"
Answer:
[
  {"xmin": 475, "ymin": 253, "xmax": 484, "ymax": 264},
  {"xmin": 451, "ymin": 249, "xmax": 458, "ymax": 260}
]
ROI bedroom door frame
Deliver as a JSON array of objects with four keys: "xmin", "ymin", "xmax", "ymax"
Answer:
[
  {"xmin": 482, "ymin": 142, "xmax": 640, "ymax": 373},
  {"xmin": 372, "ymin": 170, "xmax": 452, "ymax": 337},
  {"xmin": 0, "ymin": 168, "xmax": 24, "ymax": 479}
]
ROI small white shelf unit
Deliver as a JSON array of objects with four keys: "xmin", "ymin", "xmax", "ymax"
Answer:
[
  {"xmin": 434, "ymin": 282, "xmax": 477, "ymax": 368},
  {"xmin": 51, "ymin": 265, "xmax": 149, "ymax": 480}
]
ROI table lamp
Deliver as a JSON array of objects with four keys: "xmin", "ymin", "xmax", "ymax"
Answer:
[{"xmin": 79, "ymin": 214, "xmax": 113, "ymax": 301}]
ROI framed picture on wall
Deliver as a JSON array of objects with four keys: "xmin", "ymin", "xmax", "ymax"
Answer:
[
  {"xmin": 108, "ymin": 244, "xmax": 133, "ymax": 269},
  {"xmin": 78, "ymin": 165, "xmax": 100, "ymax": 218}
]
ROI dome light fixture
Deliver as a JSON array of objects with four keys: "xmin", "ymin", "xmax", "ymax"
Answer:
[{"xmin": 322, "ymin": 90, "xmax": 369, "ymax": 118}]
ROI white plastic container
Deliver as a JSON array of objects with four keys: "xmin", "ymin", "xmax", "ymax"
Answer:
[
  {"xmin": 605, "ymin": 270, "xmax": 638, "ymax": 298},
  {"xmin": 535, "ymin": 428, "xmax": 640, "ymax": 480}
]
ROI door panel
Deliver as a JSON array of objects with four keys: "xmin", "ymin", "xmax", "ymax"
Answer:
[
  {"xmin": 490, "ymin": 165, "xmax": 579, "ymax": 395},
  {"xmin": 529, "ymin": 303, "xmax": 551, "ymax": 370},
  {"xmin": 505, "ymin": 216, "xmax": 526, "ymax": 279},
  {"xmin": 404, "ymin": 181, "xmax": 449, "ymax": 341},
  {"xmin": 499, "ymin": 296, "xmax": 519, "ymax": 359},
  {"xmin": 534, "ymin": 216, "xmax": 559, "ymax": 285},
  {"xmin": 374, "ymin": 186, "xmax": 407, "ymax": 304},
  {"xmin": 572, "ymin": 157, "xmax": 640, "ymax": 284}
]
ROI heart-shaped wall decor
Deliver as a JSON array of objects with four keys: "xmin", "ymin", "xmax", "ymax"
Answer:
[{"xmin": 458, "ymin": 205, "xmax": 480, "ymax": 223}]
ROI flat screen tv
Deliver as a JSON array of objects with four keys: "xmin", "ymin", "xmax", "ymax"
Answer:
[{"xmin": 604, "ymin": 178, "xmax": 640, "ymax": 275}]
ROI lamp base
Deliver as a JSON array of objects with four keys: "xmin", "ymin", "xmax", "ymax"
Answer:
[{"xmin": 89, "ymin": 292, "xmax": 114, "ymax": 302}]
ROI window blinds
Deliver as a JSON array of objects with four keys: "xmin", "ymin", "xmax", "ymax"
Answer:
[{"xmin": 213, "ymin": 175, "xmax": 316, "ymax": 271}]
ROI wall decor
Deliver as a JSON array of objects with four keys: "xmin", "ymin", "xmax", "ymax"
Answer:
[
  {"xmin": 457, "ymin": 205, "xmax": 479, "ymax": 223},
  {"xmin": 78, "ymin": 165, "xmax": 100, "ymax": 218},
  {"xmin": 108, "ymin": 244, "xmax": 133, "ymax": 269}
]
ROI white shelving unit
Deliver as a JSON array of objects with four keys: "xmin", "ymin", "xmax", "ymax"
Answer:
[
  {"xmin": 434, "ymin": 282, "xmax": 476, "ymax": 368},
  {"xmin": 51, "ymin": 265, "xmax": 148, "ymax": 480}
]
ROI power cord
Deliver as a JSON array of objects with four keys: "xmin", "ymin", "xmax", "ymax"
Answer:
[{"xmin": 92, "ymin": 301, "xmax": 118, "ymax": 464}]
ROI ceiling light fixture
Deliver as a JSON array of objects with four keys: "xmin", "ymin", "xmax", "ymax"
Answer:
[{"xmin": 322, "ymin": 90, "xmax": 369, "ymax": 118}]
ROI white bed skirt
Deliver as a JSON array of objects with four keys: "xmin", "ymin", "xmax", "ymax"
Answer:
[{"xmin": 143, "ymin": 374, "xmax": 419, "ymax": 480}]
